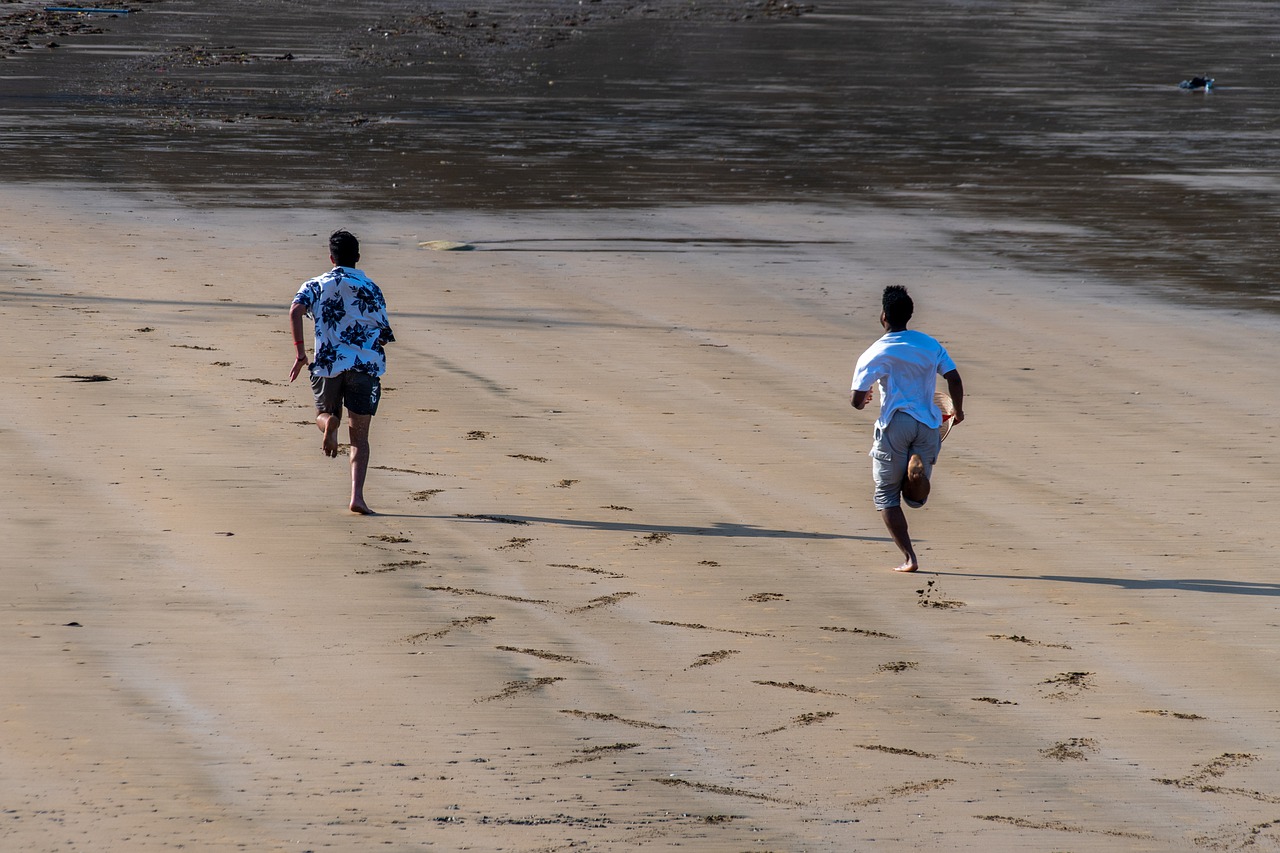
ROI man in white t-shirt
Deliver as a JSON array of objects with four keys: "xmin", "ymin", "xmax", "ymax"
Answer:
[{"xmin": 850, "ymin": 285, "xmax": 964, "ymax": 573}]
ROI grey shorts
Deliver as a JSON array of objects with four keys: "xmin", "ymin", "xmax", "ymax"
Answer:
[
  {"xmin": 310, "ymin": 370, "xmax": 381, "ymax": 417},
  {"xmin": 870, "ymin": 410, "xmax": 940, "ymax": 510}
]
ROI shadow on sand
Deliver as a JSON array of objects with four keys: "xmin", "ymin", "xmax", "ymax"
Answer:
[
  {"xmin": 932, "ymin": 570, "xmax": 1280, "ymax": 598},
  {"xmin": 450, "ymin": 513, "xmax": 881, "ymax": 542}
]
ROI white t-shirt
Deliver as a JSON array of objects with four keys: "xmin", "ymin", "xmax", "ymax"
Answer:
[{"xmin": 851, "ymin": 329, "xmax": 957, "ymax": 430}]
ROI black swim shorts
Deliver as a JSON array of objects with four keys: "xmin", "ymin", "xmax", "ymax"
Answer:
[{"xmin": 310, "ymin": 370, "xmax": 381, "ymax": 416}]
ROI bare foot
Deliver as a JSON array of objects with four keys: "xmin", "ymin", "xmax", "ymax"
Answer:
[
  {"xmin": 893, "ymin": 561, "xmax": 919, "ymax": 573},
  {"xmin": 322, "ymin": 416, "xmax": 340, "ymax": 458},
  {"xmin": 350, "ymin": 501, "xmax": 375, "ymax": 515},
  {"xmin": 902, "ymin": 454, "xmax": 930, "ymax": 504}
]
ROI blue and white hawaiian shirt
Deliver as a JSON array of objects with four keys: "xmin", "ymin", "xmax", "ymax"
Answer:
[{"xmin": 293, "ymin": 266, "xmax": 394, "ymax": 378}]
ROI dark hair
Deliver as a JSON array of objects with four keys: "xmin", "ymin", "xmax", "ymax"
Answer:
[
  {"xmin": 882, "ymin": 285, "xmax": 913, "ymax": 327},
  {"xmin": 329, "ymin": 229, "xmax": 360, "ymax": 267}
]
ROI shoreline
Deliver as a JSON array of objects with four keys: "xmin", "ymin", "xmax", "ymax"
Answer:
[{"xmin": 4, "ymin": 181, "xmax": 1280, "ymax": 850}]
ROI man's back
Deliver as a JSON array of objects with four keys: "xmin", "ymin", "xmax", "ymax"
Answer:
[
  {"xmin": 295, "ymin": 266, "xmax": 392, "ymax": 378},
  {"xmin": 853, "ymin": 329, "xmax": 954, "ymax": 430}
]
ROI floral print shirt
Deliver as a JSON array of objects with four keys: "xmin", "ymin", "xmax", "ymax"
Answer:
[{"xmin": 293, "ymin": 266, "xmax": 394, "ymax": 378}]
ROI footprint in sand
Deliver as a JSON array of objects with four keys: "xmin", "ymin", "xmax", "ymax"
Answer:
[
  {"xmin": 355, "ymin": 559, "xmax": 425, "ymax": 575},
  {"xmin": 758, "ymin": 710, "xmax": 837, "ymax": 736},
  {"xmin": 655, "ymin": 620, "xmax": 771, "ymax": 638},
  {"xmin": 1040, "ymin": 738, "xmax": 1099, "ymax": 761},
  {"xmin": 404, "ymin": 615, "xmax": 495, "ymax": 643},
  {"xmin": 752, "ymin": 679, "xmax": 848, "ymax": 698},
  {"xmin": 1193, "ymin": 820, "xmax": 1280, "ymax": 849},
  {"xmin": 989, "ymin": 633, "xmax": 1072, "ymax": 649},
  {"xmin": 1038, "ymin": 671, "xmax": 1094, "ymax": 700},
  {"xmin": 423, "ymin": 585, "xmax": 550, "ymax": 605},
  {"xmin": 820, "ymin": 625, "xmax": 899, "ymax": 639},
  {"xmin": 497, "ymin": 645, "xmax": 587, "ymax": 664},
  {"xmin": 1139, "ymin": 708, "xmax": 1206, "ymax": 720},
  {"xmin": 569, "ymin": 592, "xmax": 636, "ymax": 613},
  {"xmin": 975, "ymin": 815, "xmax": 1150, "ymax": 839},
  {"xmin": 554, "ymin": 743, "xmax": 639, "ymax": 767},
  {"xmin": 476, "ymin": 677, "xmax": 564, "ymax": 703},
  {"xmin": 878, "ymin": 661, "xmax": 919, "ymax": 673},
  {"xmin": 852, "ymin": 778, "xmax": 954, "ymax": 807},
  {"xmin": 656, "ymin": 778, "xmax": 797, "ymax": 806},
  {"xmin": 687, "ymin": 649, "xmax": 739, "ymax": 669},
  {"xmin": 559, "ymin": 710, "xmax": 670, "ymax": 730},
  {"xmin": 1155, "ymin": 752, "xmax": 1280, "ymax": 803},
  {"xmin": 549, "ymin": 563, "xmax": 626, "ymax": 580}
]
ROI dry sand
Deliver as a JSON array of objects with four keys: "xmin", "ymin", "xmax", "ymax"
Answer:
[{"xmin": 3, "ymin": 183, "xmax": 1279, "ymax": 851}]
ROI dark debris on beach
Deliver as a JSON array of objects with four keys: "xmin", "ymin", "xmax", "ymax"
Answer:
[
  {"xmin": 45, "ymin": 0, "xmax": 817, "ymax": 126},
  {"xmin": 350, "ymin": 0, "xmax": 813, "ymax": 66},
  {"xmin": 2, "ymin": 6, "xmax": 105, "ymax": 56},
  {"xmin": 1, "ymin": 1, "xmax": 173, "ymax": 57}
]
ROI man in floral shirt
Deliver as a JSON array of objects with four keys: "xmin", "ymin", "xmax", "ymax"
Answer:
[{"xmin": 289, "ymin": 230, "xmax": 395, "ymax": 514}]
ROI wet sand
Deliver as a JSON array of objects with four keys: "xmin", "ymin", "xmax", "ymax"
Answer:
[
  {"xmin": 5, "ymin": 0, "xmax": 1280, "ymax": 313},
  {"xmin": 4, "ymin": 183, "xmax": 1280, "ymax": 850}
]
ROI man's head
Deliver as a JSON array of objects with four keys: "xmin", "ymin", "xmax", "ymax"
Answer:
[
  {"xmin": 881, "ymin": 285, "xmax": 913, "ymax": 329},
  {"xmin": 329, "ymin": 229, "xmax": 360, "ymax": 267}
]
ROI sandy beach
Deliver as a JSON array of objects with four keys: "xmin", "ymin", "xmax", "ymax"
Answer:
[{"xmin": 2, "ymin": 181, "xmax": 1279, "ymax": 851}]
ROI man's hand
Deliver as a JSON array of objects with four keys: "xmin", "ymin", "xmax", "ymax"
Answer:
[
  {"xmin": 289, "ymin": 356, "xmax": 308, "ymax": 383},
  {"xmin": 851, "ymin": 388, "xmax": 872, "ymax": 410}
]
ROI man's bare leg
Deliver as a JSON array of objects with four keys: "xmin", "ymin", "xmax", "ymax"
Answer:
[
  {"xmin": 881, "ymin": 506, "xmax": 918, "ymax": 572},
  {"xmin": 347, "ymin": 413, "xmax": 373, "ymax": 514},
  {"xmin": 317, "ymin": 412, "xmax": 342, "ymax": 458},
  {"xmin": 884, "ymin": 455, "xmax": 931, "ymax": 572}
]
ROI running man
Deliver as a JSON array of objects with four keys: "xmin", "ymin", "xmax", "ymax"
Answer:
[
  {"xmin": 850, "ymin": 285, "xmax": 964, "ymax": 572},
  {"xmin": 289, "ymin": 229, "xmax": 395, "ymax": 514}
]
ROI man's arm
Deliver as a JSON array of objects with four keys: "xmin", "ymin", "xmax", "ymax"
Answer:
[
  {"xmin": 943, "ymin": 369, "xmax": 964, "ymax": 424},
  {"xmin": 288, "ymin": 301, "xmax": 309, "ymax": 383},
  {"xmin": 851, "ymin": 388, "xmax": 872, "ymax": 409}
]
